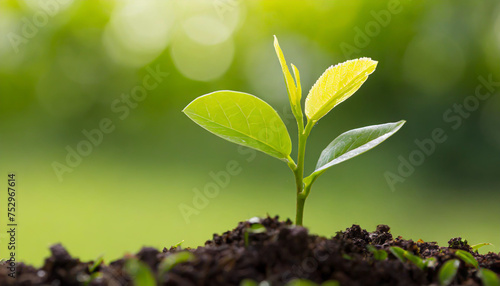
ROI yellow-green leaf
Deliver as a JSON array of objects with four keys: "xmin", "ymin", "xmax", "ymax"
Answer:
[
  {"xmin": 305, "ymin": 58, "xmax": 378, "ymax": 121},
  {"xmin": 183, "ymin": 91, "xmax": 292, "ymax": 160},
  {"xmin": 274, "ymin": 36, "xmax": 300, "ymax": 112},
  {"xmin": 455, "ymin": 250, "xmax": 479, "ymax": 269},
  {"xmin": 291, "ymin": 63, "xmax": 302, "ymax": 102},
  {"xmin": 472, "ymin": 243, "xmax": 493, "ymax": 251}
]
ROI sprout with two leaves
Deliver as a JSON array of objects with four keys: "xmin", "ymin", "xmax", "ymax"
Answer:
[{"xmin": 183, "ymin": 36, "xmax": 405, "ymax": 226}]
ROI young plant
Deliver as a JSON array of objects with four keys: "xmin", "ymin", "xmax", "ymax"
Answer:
[
  {"xmin": 389, "ymin": 246, "xmax": 436, "ymax": 270},
  {"xmin": 158, "ymin": 251, "xmax": 195, "ymax": 275},
  {"xmin": 125, "ymin": 258, "xmax": 156, "ymax": 286},
  {"xmin": 477, "ymin": 268, "xmax": 500, "ymax": 286},
  {"xmin": 471, "ymin": 243, "xmax": 494, "ymax": 251},
  {"xmin": 367, "ymin": 245, "xmax": 388, "ymax": 261},
  {"xmin": 438, "ymin": 259, "xmax": 460, "ymax": 286},
  {"xmin": 244, "ymin": 223, "xmax": 266, "ymax": 247},
  {"xmin": 455, "ymin": 249, "xmax": 479, "ymax": 269},
  {"xmin": 183, "ymin": 36, "xmax": 405, "ymax": 225}
]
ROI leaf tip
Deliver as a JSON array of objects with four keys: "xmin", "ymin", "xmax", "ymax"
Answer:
[
  {"xmin": 362, "ymin": 57, "xmax": 378, "ymax": 73},
  {"xmin": 182, "ymin": 101, "xmax": 194, "ymax": 114},
  {"xmin": 359, "ymin": 57, "xmax": 377, "ymax": 64}
]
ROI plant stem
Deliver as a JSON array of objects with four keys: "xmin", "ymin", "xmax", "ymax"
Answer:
[
  {"xmin": 302, "ymin": 174, "xmax": 318, "ymax": 197},
  {"xmin": 294, "ymin": 120, "xmax": 314, "ymax": 226},
  {"xmin": 295, "ymin": 194, "xmax": 306, "ymax": 226}
]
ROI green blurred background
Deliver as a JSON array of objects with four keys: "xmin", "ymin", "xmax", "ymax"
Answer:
[{"xmin": 1, "ymin": 0, "xmax": 499, "ymax": 266}]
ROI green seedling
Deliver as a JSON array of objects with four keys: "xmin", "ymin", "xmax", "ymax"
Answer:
[
  {"xmin": 404, "ymin": 251, "xmax": 426, "ymax": 270},
  {"xmin": 88, "ymin": 255, "xmax": 104, "ymax": 273},
  {"xmin": 320, "ymin": 281, "xmax": 341, "ymax": 286},
  {"xmin": 124, "ymin": 258, "xmax": 156, "ymax": 286},
  {"xmin": 342, "ymin": 254, "xmax": 353, "ymax": 260},
  {"xmin": 389, "ymin": 246, "xmax": 406, "ymax": 262},
  {"xmin": 183, "ymin": 36, "xmax": 405, "ymax": 225},
  {"xmin": 472, "ymin": 243, "xmax": 494, "ymax": 251},
  {"xmin": 172, "ymin": 240, "xmax": 185, "ymax": 249},
  {"xmin": 158, "ymin": 251, "xmax": 195, "ymax": 274},
  {"xmin": 240, "ymin": 279, "xmax": 259, "ymax": 286},
  {"xmin": 366, "ymin": 245, "xmax": 388, "ymax": 261},
  {"xmin": 477, "ymin": 268, "xmax": 500, "ymax": 286},
  {"xmin": 389, "ymin": 246, "xmax": 435, "ymax": 270},
  {"xmin": 438, "ymin": 259, "xmax": 460, "ymax": 286},
  {"xmin": 455, "ymin": 249, "xmax": 479, "ymax": 269},
  {"xmin": 244, "ymin": 223, "xmax": 266, "ymax": 246},
  {"xmin": 84, "ymin": 254, "xmax": 105, "ymax": 286},
  {"xmin": 285, "ymin": 279, "xmax": 318, "ymax": 286}
]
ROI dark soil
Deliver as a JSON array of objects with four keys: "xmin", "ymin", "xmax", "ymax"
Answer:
[{"xmin": 1, "ymin": 216, "xmax": 499, "ymax": 285}]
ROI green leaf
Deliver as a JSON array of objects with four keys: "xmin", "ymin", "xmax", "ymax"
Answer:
[
  {"xmin": 240, "ymin": 279, "xmax": 259, "ymax": 286},
  {"xmin": 342, "ymin": 254, "xmax": 353, "ymax": 260},
  {"xmin": 285, "ymin": 279, "xmax": 319, "ymax": 286},
  {"xmin": 455, "ymin": 250, "xmax": 479, "ymax": 269},
  {"xmin": 367, "ymin": 245, "xmax": 388, "ymax": 261},
  {"xmin": 477, "ymin": 268, "xmax": 500, "ymax": 286},
  {"xmin": 173, "ymin": 240, "xmax": 185, "ymax": 249},
  {"xmin": 125, "ymin": 259, "xmax": 156, "ymax": 286},
  {"xmin": 404, "ymin": 251, "xmax": 425, "ymax": 270},
  {"xmin": 244, "ymin": 223, "xmax": 266, "ymax": 246},
  {"xmin": 389, "ymin": 246, "xmax": 426, "ymax": 270},
  {"xmin": 305, "ymin": 58, "xmax": 377, "ymax": 121},
  {"xmin": 183, "ymin": 91, "xmax": 292, "ymax": 160},
  {"xmin": 248, "ymin": 223, "xmax": 266, "ymax": 233},
  {"xmin": 472, "ymin": 243, "xmax": 493, "ymax": 251},
  {"xmin": 88, "ymin": 255, "xmax": 104, "ymax": 273},
  {"xmin": 321, "ymin": 281, "xmax": 340, "ymax": 286},
  {"xmin": 374, "ymin": 250, "xmax": 388, "ymax": 261},
  {"xmin": 389, "ymin": 246, "xmax": 407, "ymax": 263},
  {"xmin": 274, "ymin": 36, "xmax": 301, "ymax": 115},
  {"xmin": 439, "ymin": 259, "xmax": 460, "ymax": 286},
  {"xmin": 159, "ymin": 251, "xmax": 195, "ymax": 274},
  {"xmin": 312, "ymin": 121, "xmax": 405, "ymax": 175},
  {"xmin": 291, "ymin": 63, "xmax": 302, "ymax": 101}
]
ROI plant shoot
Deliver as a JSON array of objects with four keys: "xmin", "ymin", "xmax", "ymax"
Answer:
[{"xmin": 183, "ymin": 36, "xmax": 405, "ymax": 225}]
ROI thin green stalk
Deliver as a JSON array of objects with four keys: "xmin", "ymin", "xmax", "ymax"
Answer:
[
  {"xmin": 295, "ymin": 194, "xmax": 306, "ymax": 226},
  {"xmin": 293, "ymin": 120, "xmax": 314, "ymax": 225},
  {"xmin": 286, "ymin": 156, "xmax": 297, "ymax": 170}
]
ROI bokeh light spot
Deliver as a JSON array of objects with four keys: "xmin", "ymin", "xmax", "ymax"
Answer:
[
  {"xmin": 183, "ymin": 15, "xmax": 230, "ymax": 46},
  {"xmin": 102, "ymin": 0, "xmax": 175, "ymax": 68},
  {"xmin": 171, "ymin": 35, "xmax": 234, "ymax": 82}
]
